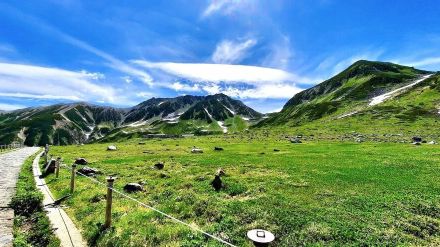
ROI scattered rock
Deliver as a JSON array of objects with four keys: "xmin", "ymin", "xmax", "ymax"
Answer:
[
  {"xmin": 428, "ymin": 141, "xmax": 438, "ymax": 145},
  {"xmin": 356, "ymin": 138, "xmax": 364, "ymax": 143},
  {"xmin": 191, "ymin": 148, "xmax": 203, "ymax": 153},
  {"xmin": 107, "ymin": 145, "xmax": 117, "ymax": 151},
  {"xmin": 214, "ymin": 147, "xmax": 224, "ymax": 151},
  {"xmin": 44, "ymin": 159, "xmax": 57, "ymax": 174},
  {"xmin": 77, "ymin": 166, "xmax": 100, "ymax": 176},
  {"xmin": 290, "ymin": 138, "xmax": 302, "ymax": 144},
  {"xmin": 123, "ymin": 183, "xmax": 143, "ymax": 193},
  {"xmin": 211, "ymin": 175, "xmax": 223, "ymax": 192},
  {"xmin": 412, "ymin": 136, "xmax": 422, "ymax": 143},
  {"xmin": 74, "ymin": 158, "xmax": 88, "ymax": 165},
  {"xmin": 154, "ymin": 162, "xmax": 164, "ymax": 170},
  {"xmin": 216, "ymin": 168, "xmax": 225, "ymax": 176}
]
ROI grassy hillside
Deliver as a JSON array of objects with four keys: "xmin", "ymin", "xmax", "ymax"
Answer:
[
  {"xmin": 256, "ymin": 61, "xmax": 440, "ymax": 140},
  {"xmin": 255, "ymin": 73, "xmax": 440, "ymax": 142},
  {"xmin": 44, "ymin": 136, "xmax": 440, "ymax": 246}
]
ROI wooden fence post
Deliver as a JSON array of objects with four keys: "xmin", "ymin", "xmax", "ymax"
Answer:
[
  {"xmin": 70, "ymin": 164, "xmax": 77, "ymax": 194},
  {"xmin": 104, "ymin": 176, "xmax": 115, "ymax": 229},
  {"xmin": 55, "ymin": 157, "xmax": 61, "ymax": 178}
]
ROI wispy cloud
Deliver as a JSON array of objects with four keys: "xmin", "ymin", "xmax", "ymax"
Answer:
[
  {"xmin": 0, "ymin": 4, "xmax": 153, "ymax": 85},
  {"xmin": 262, "ymin": 35, "xmax": 292, "ymax": 70},
  {"xmin": 313, "ymin": 50, "xmax": 385, "ymax": 80},
  {"xmin": 212, "ymin": 38, "xmax": 257, "ymax": 64},
  {"xmin": 201, "ymin": 0, "xmax": 252, "ymax": 18},
  {"xmin": 0, "ymin": 62, "xmax": 117, "ymax": 103},
  {"xmin": 399, "ymin": 57, "xmax": 440, "ymax": 68}
]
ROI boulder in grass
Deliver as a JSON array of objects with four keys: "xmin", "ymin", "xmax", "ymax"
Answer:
[
  {"xmin": 412, "ymin": 136, "xmax": 422, "ymax": 143},
  {"xmin": 154, "ymin": 162, "xmax": 164, "ymax": 170},
  {"xmin": 75, "ymin": 158, "xmax": 88, "ymax": 165},
  {"xmin": 191, "ymin": 148, "xmax": 203, "ymax": 153},
  {"xmin": 123, "ymin": 183, "xmax": 143, "ymax": 193},
  {"xmin": 78, "ymin": 166, "xmax": 100, "ymax": 176},
  {"xmin": 44, "ymin": 159, "xmax": 57, "ymax": 174},
  {"xmin": 214, "ymin": 147, "xmax": 224, "ymax": 151},
  {"xmin": 107, "ymin": 145, "xmax": 117, "ymax": 151},
  {"xmin": 211, "ymin": 175, "xmax": 223, "ymax": 192},
  {"xmin": 290, "ymin": 138, "xmax": 302, "ymax": 144}
]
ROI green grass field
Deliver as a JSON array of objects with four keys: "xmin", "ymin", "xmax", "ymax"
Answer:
[{"xmin": 45, "ymin": 136, "xmax": 440, "ymax": 246}]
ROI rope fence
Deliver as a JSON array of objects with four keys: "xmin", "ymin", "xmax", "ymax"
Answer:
[
  {"xmin": 58, "ymin": 163, "xmax": 238, "ymax": 247},
  {"xmin": 0, "ymin": 142, "xmax": 24, "ymax": 152}
]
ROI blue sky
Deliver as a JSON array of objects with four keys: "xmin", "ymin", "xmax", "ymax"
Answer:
[{"xmin": 0, "ymin": 0, "xmax": 440, "ymax": 113}]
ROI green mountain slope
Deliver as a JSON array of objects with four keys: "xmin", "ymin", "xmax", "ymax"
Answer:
[
  {"xmin": 259, "ymin": 60, "xmax": 433, "ymax": 126},
  {"xmin": 0, "ymin": 94, "xmax": 261, "ymax": 145},
  {"xmin": 257, "ymin": 61, "xmax": 440, "ymax": 140},
  {"xmin": 0, "ymin": 103, "xmax": 125, "ymax": 146}
]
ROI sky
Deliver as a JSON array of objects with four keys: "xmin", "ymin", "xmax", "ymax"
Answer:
[{"xmin": 0, "ymin": 0, "xmax": 440, "ymax": 113}]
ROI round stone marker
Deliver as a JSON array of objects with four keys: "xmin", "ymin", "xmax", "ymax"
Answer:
[{"xmin": 247, "ymin": 229, "xmax": 275, "ymax": 246}]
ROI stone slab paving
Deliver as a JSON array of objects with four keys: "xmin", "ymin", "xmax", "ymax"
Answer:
[
  {"xmin": 32, "ymin": 152, "xmax": 86, "ymax": 247},
  {"xmin": 0, "ymin": 147, "xmax": 39, "ymax": 247}
]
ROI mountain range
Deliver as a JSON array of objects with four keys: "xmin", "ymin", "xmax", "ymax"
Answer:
[
  {"xmin": 1, "ymin": 60, "xmax": 439, "ymax": 145},
  {"xmin": 0, "ymin": 93, "xmax": 261, "ymax": 146}
]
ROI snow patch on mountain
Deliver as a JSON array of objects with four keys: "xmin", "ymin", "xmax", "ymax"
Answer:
[
  {"xmin": 217, "ymin": 121, "xmax": 228, "ymax": 133},
  {"xmin": 204, "ymin": 108, "xmax": 213, "ymax": 119},
  {"xmin": 369, "ymin": 74, "xmax": 433, "ymax": 106}
]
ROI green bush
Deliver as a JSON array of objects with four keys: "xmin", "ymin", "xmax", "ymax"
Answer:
[{"xmin": 10, "ymin": 191, "xmax": 43, "ymax": 216}]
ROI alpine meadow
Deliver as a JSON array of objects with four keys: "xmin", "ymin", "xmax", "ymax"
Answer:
[{"xmin": 0, "ymin": 1, "xmax": 440, "ymax": 247}]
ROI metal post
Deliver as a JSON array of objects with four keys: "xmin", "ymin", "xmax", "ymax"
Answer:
[
  {"xmin": 55, "ymin": 157, "xmax": 61, "ymax": 178},
  {"xmin": 104, "ymin": 176, "xmax": 115, "ymax": 229},
  {"xmin": 70, "ymin": 164, "xmax": 77, "ymax": 194}
]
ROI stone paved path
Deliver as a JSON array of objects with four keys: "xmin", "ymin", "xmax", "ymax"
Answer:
[
  {"xmin": 32, "ymin": 152, "xmax": 86, "ymax": 247},
  {"xmin": 0, "ymin": 147, "xmax": 40, "ymax": 247}
]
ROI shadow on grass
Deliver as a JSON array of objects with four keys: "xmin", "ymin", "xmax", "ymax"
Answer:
[{"xmin": 88, "ymin": 223, "xmax": 114, "ymax": 246}]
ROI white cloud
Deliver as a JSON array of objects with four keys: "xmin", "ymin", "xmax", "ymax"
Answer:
[
  {"xmin": 202, "ymin": 0, "xmax": 251, "ymax": 18},
  {"xmin": 0, "ymin": 62, "xmax": 117, "ymax": 103},
  {"xmin": 221, "ymin": 83, "xmax": 303, "ymax": 99},
  {"xmin": 0, "ymin": 103, "xmax": 26, "ymax": 111},
  {"xmin": 167, "ymin": 82, "xmax": 201, "ymax": 92},
  {"xmin": 212, "ymin": 39, "xmax": 257, "ymax": 64},
  {"xmin": 133, "ymin": 61, "xmax": 298, "ymax": 83},
  {"xmin": 133, "ymin": 60, "xmax": 305, "ymax": 99}
]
